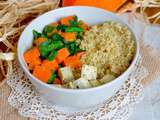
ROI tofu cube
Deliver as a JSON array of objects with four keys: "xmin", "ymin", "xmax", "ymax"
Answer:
[
  {"xmin": 73, "ymin": 78, "xmax": 91, "ymax": 89},
  {"xmin": 59, "ymin": 67, "xmax": 74, "ymax": 83},
  {"xmin": 81, "ymin": 65, "xmax": 97, "ymax": 80}
]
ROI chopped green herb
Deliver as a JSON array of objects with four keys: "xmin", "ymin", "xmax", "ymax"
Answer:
[
  {"xmin": 66, "ymin": 42, "xmax": 83, "ymax": 55},
  {"xmin": 69, "ymin": 15, "xmax": 78, "ymax": 27},
  {"xmin": 48, "ymin": 71, "xmax": 56, "ymax": 84},
  {"xmin": 43, "ymin": 25, "xmax": 55, "ymax": 34},
  {"xmin": 41, "ymin": 34, "xmax": 48, "ymax": 39},
  {"xmin": 65, "ymin": 27, "xmax": 84, "ymax": 32},
  {"xmin": 39, "ymin": 40, "xmax": 64, "ymax": 58},
  {"xmin": 47, "ymin": 50, "xmax": 58, "ymax": 61},
  {"xmin": 33, "ymin": 30, "xmax": 41, "ymax": 39},
  {"xmin": 69, "ymin": 20, "xmax": 78, "ymax": 27},
  {"xmin": 48, "ymin": 41, "xmax": 64, "ymax": 50},
  {"xmin": 56, "ymin": 25, "xmax": 68, "ymax": 31},
  {"xmin": 52, "ymin": 33, "xmax": 64, "ymax": 41},
  {"xmin": 76, "ymin": 32, "xmax": 82, "ymax": 39},
  {"xmin": 39, "ymin": 41, "xmax": 51, "ymax": 58}
]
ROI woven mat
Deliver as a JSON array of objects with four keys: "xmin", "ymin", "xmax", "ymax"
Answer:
[{"xmin": 1, "ymin": 14, "xmax": 160, "ymax": 120}]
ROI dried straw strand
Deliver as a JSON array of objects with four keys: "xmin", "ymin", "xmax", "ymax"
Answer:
[
  {"xmin": 0, "ymin": 0, "xmax": 60, "ymax": 84},
  {"xmin": 134, "ymin": 0, "xmax": 160, "ymax": 23}
]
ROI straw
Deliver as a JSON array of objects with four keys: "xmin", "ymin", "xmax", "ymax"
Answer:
[
  {"xmin": 0, "ymin": 0, "xmax": 60, "ymax": 86},
  {"xmin": 134, "ymin": 0, "xmax": 160, "ymax": 23}
]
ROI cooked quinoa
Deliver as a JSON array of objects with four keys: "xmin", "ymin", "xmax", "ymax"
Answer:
[{"xmin": 80, "ymin": 21, "xmax": 136, "ymax": 80}]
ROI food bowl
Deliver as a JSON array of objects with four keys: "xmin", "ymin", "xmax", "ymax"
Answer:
[{"xmin": 18, "ymin": 6, "xmax": 139, "ymax": 110}]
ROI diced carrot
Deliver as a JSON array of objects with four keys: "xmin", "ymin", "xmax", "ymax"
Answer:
[
  {"xmin": 42, "ymin": 59, "xmax": 59, "ymax": 71},
  {"xmin": 53, "ymin": 78, "xmax": 62, "ymax": 84},
  {"xmin": 28, "ymin": 57, "xmax": 41, "ymax": 70},
  {"xmin": 76, "ymin": 51, "xmax": 86, "ymax": 58},
  {"xmin": 63, "ymin": 55, "xmax": 81, "ymax": 68},
  {"xmin": 61, "ymin": 32, "xmax": 76, "ymax": 42},
  {"xmin": 32, "ymin": 66, "xmax": 51, "ymax": 83},
  {"xmin": 24, "ymin": 47, "xmax": 40, "ymax": 63},
  {"xmin": 60, "ymin": 16, "xmax": 74, "ymax": 25},
  {"xmin": 24, "ymin": 50, "xmax": 32, "ymax": 63},
  {"xmin": 32, "ymin": 47, "xmax": 40, "ymax": 57},
  {"xmin": 55, "ymin": 48, "xmax": 70, "ymax": 63},
  {"xmin": 79, "ymin": 20, "xmax": 89, "ymax": 31},
  {"xmin": 34, "ymin": 37, "xmax": 47, "ymax": 46}
]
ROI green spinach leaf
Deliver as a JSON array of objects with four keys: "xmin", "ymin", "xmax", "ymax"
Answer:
[
  {"xmin": 52, "ymin": 33, "xmax": 64, "ymax": 41},
  {"xmin": 69, "ymin": 16, "xmax": 78, "ymax": 27},
  {"xmin": 56, "ymin": 25, "xmax": 68, "ymax": 32},
  {"xmin": 33, "ymin": 30, "xmax": 41, "ymax": 39},
  {"xmin": 39, "ymin": 41, "xmax": 51, "ymax": 58},
  {"xmin": 48, "ymin": 41, "xmax": 64, "ymax": 50},
  {"xmin": 47, "ymin": 50, "xmax": 58, "ymax": 61},
  {"xmin": 66, "ymin": 42, "xmax": 83, "ymax": 55},
  {"xmin": 43, "ymin": 25, "xmax": 55, "ymax": 34},
  {"xmin": 76, "ymin": 32, "xmax": 82, "ymax": 39},
  {"xmin": 65, "ymin": 27, "xmax": 84, "ymax": 32}
]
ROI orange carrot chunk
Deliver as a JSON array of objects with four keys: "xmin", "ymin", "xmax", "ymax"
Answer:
[
  {"xmin": 34, "ymin": 37, "xmax": 47, "ymax": 46},
  {"xmin": 60, "ymin": 16, "xmax": 74, "ymax": 25},
  {"xmin": 55, "ymin": 48, "xmax": 70, "ymax": 63},
  {"xmin": 53, "ymin": 78, "xmax": 62, "ymax": 84},
  {"xmin": 61, "ymin": 32, "xmax": 76, "ymax": 42},
  {"xmin": 63, "ymin": 55, "xmax": 81, "ymax": 68},
  {"xmin": 32, "ymin": 66, "xmax": 52, "ymax": 83},
  {"xmin": 24, "ymin": 47, "xmax": 40, "ymax": 63},
  {"xmin": 32, "ymin": 47, "xmax": 40, "ymax": 58},
  {"xmin": 28, "ymin": 57, "xmax": 41, "ymax": 70},
  {"xmin": 24, "ymin": 50, "xmax": 32, "ymax": 63},
  {"xmin": 42, "ymin": 59, "xmax": 59, "ymax": 71}
]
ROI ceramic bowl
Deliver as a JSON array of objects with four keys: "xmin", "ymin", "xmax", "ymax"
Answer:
[{"xmin": 18, "ymin": 6, "xmax": 139, "ymax": 110}]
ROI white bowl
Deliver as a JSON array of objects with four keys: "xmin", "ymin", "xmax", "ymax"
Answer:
[{"xmin": 18, "ymin": 6, "xmax": 139, "ymax": 110}]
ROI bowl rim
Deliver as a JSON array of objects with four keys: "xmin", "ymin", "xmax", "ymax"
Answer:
[{"xmin": 18, "ymin": 6, "xmax": 139, "ymax": 93}]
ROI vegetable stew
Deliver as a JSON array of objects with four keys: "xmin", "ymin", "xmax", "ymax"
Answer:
[{"xmin": 24, "ymin": 15, "xmax": 89, "ymax": 87}]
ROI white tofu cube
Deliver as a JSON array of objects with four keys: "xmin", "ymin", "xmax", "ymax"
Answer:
[
  {"xmin": 59, "ymin": 67, "xmax": 74, "ymax": 83},
  {"xmin": 100, "ymin": 74, "xmax": 116, "ymax": 84},
  {"xmin": 73, "ymin": 78, "xmax": 91, "ymax": 89},
  {"xmin": 81, "ymin": 65, "xmax": 97, "ymax": 80}
]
